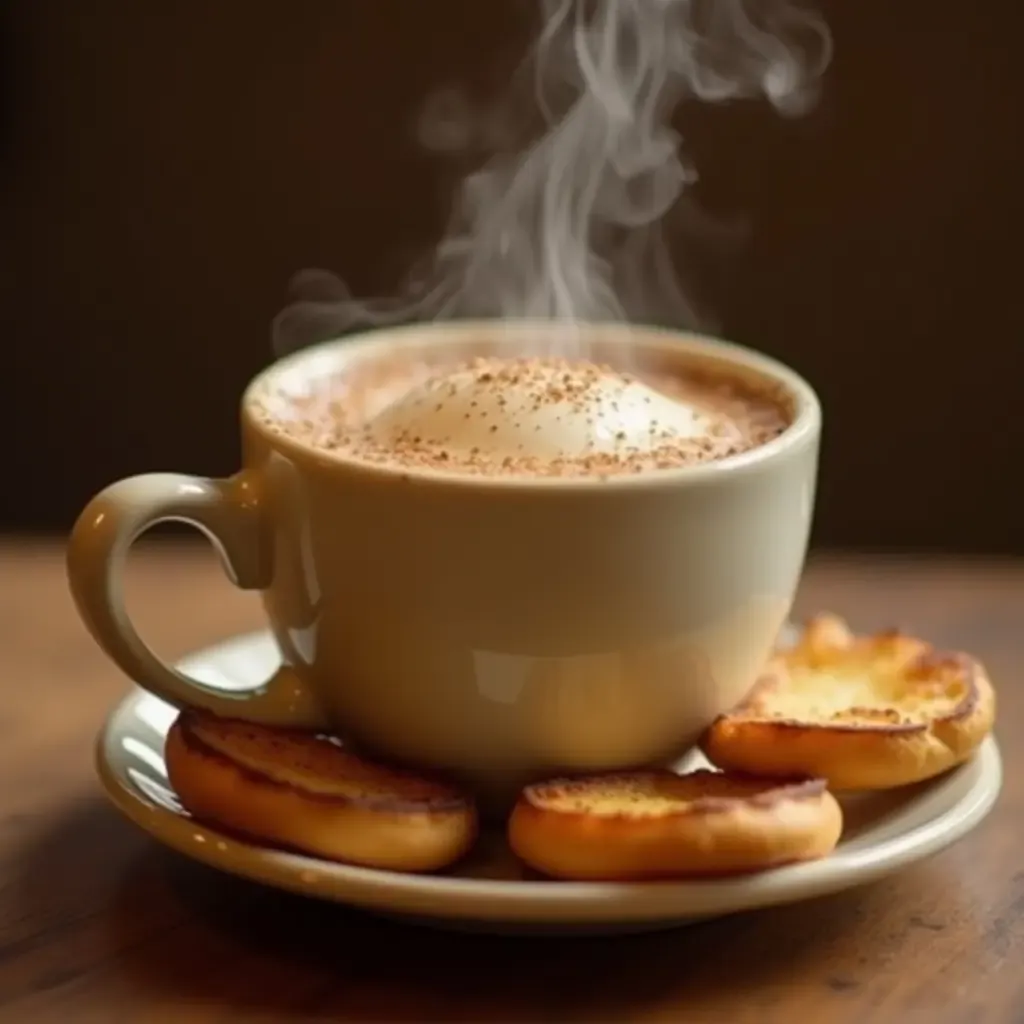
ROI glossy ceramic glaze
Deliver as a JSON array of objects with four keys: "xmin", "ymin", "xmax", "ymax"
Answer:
[
  {"xmin": 96, "ymin": 630, "xmax": 1002, "ymax": 935},
  {"xmin": 70, "ymin": 321, "xmax": 820, "ymax": 800}
]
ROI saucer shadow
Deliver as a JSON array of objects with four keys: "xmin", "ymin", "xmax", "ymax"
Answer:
[{"xmin": 4, "ymin": 793, "xmax": 951, "ymax": 1022}]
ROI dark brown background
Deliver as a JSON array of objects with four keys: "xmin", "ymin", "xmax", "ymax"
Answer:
[{"xmin": 2, "ymin": 1, "xmax": 1021, "ymax": 551}]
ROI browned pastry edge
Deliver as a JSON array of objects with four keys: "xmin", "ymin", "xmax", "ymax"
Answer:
[
  {"xmin": 164, "ymin": 711, "xmax": 478, "ymax": 873},
  {"xmin": 701, "ymin": 613, "xmax": 996, "ymax": 790},
  {"xmin": 507, "ymin": 768, "xmax": 843, "ymax": 881}
]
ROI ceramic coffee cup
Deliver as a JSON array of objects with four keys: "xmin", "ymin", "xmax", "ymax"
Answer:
[{"xmin": 68, "ymin": 321, "xmax": 820, "ymax": 804}]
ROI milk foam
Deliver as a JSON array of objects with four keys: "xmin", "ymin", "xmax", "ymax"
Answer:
[
  {"xmin": 364, "ymin": 357, "xmax": 724, "ymax": 462},
  {"xmin": 260, "ymin": 353, "xmax": 786, "ymax": 477}
]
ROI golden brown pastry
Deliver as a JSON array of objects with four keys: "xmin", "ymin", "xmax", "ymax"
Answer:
[
  {"xmin": 702, "ymin": 613, "xmax": 996, "ymax": 790},
  {"xmin": 507, "ymin": 769, "xmax": 842, "ymax": 880},
  {"xmin": 164, "ymin": 711, "xmax": 477, "ymax": 873}
]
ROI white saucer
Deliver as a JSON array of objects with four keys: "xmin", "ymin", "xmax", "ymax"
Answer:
[{"xmin": 96, "ymin": 630, "xmax": 1003, "ymax": 935}]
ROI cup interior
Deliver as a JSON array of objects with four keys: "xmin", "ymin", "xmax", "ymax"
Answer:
[{"xmin": 245, "ymin": 320, "xmax": 820, "ymax": 484}]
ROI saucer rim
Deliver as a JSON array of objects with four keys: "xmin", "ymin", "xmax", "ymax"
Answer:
[{"xmin": 94, "ymin": 629, "xmax": 1004, "ymax": 927}]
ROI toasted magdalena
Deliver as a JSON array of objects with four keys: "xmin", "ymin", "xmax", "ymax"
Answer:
[
  {"xmin": 507, "ymin": 769, "xmax": 842, "ymax": 881},
  {"xmin": 702, "ymin": 613, "xmax": 996, "ymax": 791},
  {"xmin": 164, "ymin": 711, "xmax": 477, "ymax": 873}
]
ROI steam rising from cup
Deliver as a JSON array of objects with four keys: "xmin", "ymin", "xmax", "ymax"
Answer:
[{"xmin": 272, "ymin": 0, "xmax": 831, "ymax": 356}]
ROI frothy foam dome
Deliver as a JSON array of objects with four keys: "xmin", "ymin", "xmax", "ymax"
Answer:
[
  {"xmin": 257, "ymin": 353, "xmax": 787, "ymax": 477},
  {"xmin": 365, "ymin": 357, "xmax": 724, "ymax": 462}
]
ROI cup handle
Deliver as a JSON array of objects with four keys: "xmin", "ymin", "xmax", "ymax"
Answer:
[{"xmin": 67, "ymin": 471, "xmax": 329, "ymax": 728}]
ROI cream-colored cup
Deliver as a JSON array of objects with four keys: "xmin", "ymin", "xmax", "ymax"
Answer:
[{"xmin": 68, "ymin": 321, "xmax": 820, "ymax": 805}]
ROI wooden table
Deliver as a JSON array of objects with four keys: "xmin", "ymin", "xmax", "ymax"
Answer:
[{"xmin": 1, "ymin": 539, "xmax": 1021, "ymax": 1023}]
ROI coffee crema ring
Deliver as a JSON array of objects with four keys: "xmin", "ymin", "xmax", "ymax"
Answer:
[
  {"xmin": 260, "ymin": 353, "xmax": 789, "ymax": 478},
  {"xmin": 164, "ymin": 711, "xmax": 478, "ymax": 873},
  {"xmin": 507, "ymin": 769, "xmax": 843, "ymax": 881},
  {"xmin": 701, "ymin": 613, "xmax": 996, "ymax": 791}
]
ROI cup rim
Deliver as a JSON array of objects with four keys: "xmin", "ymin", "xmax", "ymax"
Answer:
[{"xmin": 242, "ymin": 319, "xmax": 821, "ymax": 491}]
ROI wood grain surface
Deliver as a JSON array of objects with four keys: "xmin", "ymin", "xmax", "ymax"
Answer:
[{"xmin": 1, "ymin": 538, "xmax": 1021, "ymax": 1023}]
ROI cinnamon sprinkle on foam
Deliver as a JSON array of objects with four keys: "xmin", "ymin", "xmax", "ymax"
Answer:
[{"xmin": 255, "ymin": 355, "xmax": 789, "ymax": 478}]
